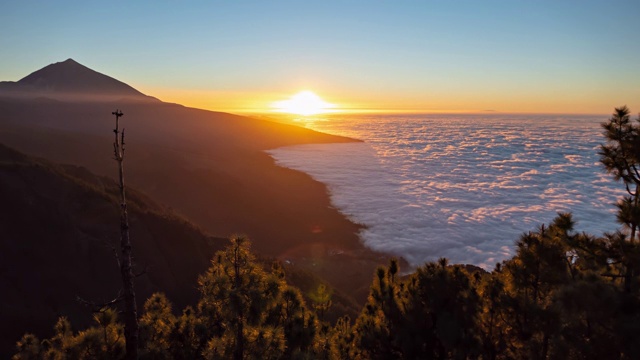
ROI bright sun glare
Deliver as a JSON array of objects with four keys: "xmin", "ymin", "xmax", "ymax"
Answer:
[{"xmin": 272, "ymin": 91, "xmax": 335, "ymax": 116}]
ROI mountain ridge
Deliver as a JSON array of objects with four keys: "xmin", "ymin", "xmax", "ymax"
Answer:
[{"xmin": 0, "ymin": 58, "xmax": 158, "ymax": 102}]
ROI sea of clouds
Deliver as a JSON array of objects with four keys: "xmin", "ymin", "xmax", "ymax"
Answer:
[{"xmin": 267, "ymin": 114, "xmax": 626, "ymax": 269}]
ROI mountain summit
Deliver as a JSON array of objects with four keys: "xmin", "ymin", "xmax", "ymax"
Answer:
[{"xmin": 0, "ymin": 58, "xmax": 157, "ymax": 102}]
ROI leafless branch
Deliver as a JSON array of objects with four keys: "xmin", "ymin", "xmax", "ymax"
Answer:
[
  {"xmin": 77, "ymin": 289, "xmax": 124, "ymax": 312},
  {"xmin": 106, "ymin": 240, "xmax": 121, "ymax": 269},
  {"xmin": 134, "ymin": 265, "xmax": 149, "ymax": 278}
]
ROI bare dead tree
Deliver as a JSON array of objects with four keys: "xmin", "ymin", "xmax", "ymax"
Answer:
[{"xmin": 112, "ymin": 109, "xmax": 139, "ymax": 359}]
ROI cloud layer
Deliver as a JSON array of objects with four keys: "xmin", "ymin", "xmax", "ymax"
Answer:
[{"xmin": 267, "ymin": 114, "xmax": 625, "ymax": 270}]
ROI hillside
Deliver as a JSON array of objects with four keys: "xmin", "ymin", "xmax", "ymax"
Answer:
[
  {"xmin": 0, "ymin": 60, "xmax": 392, "ymax": 301},
  {"xmin": 0, "ymin": 143, "xmax": 230, "ymax": 355}
]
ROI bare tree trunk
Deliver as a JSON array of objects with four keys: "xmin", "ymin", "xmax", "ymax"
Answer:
[{"xmin": 113, "ymin": 110, "xmax": 138, "ymax": 360}]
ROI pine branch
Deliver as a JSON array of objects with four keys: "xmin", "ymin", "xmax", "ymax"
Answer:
[{"xmin": 600, "ymin": 272, "xmax": 626, "ymax": 278}]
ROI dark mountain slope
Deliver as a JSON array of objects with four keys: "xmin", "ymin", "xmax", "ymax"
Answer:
[
  {"xmin": 0, "ymin": 60, "xmax": 395, "ymax": 332},
  {"xmin": 0, "ymin": 58, "xmax": 364, "ymax": 260},
  {"xmin": 0, "ymin": 100, "xmax": 364, "ymax": 257},
  {"xmin": 0, "ymin": 143, "xmax": 225, "ymax": 356}
]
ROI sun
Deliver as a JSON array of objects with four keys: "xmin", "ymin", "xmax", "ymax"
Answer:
[{"xmin": 272, "ymin": 91, "xmax": 335, "ymax": 116}]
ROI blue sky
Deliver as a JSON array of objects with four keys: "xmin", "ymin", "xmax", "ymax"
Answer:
[{"xmin": 1, "ymin": 1, "xmax": 639, "ymax": 113}]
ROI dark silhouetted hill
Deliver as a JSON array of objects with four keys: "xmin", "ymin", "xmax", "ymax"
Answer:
[
  {"xmin": 0, "ymin": 143, "xmax": 226, "ymax": 356},
  {"xmin": 0, "ymin": 60, "xmax": 367, "ymax": 260},
  {"xmin": 0, "ymin": 60, "xmax": 400, "ymax": 354}
]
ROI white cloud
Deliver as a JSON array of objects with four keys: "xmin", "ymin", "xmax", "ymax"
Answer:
[{"xmin": 267, "ymin": 114, "xmax": 627, "ymax": 270}]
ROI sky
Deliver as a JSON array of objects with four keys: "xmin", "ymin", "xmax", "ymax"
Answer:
[{"xmin": 1, "ymin": 1, "xmax": 639, "ymax": 114}]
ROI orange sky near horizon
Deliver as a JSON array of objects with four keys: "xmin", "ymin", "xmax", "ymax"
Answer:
[
  {"xmin": 145, "ymin": 86, "xmax": 625, "ymax": 116},
  {"xmin": 5, "ymin": 2, "xmax": 637, "ymax": 117}
]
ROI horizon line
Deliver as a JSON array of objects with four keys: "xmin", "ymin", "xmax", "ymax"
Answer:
[{"xmin": 221, "ymin": 108, "xmax": 612, "ymax": 117}]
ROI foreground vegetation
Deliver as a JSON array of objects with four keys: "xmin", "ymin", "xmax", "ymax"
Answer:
[
  {"xmin": 13, "ymin": 107, "xmax": 640, "ymax": 359},
  {"xmin": 14, "ymin": 216, "xmax": 640, "ymax": 359}
]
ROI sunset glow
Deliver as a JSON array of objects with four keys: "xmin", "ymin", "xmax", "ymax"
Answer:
[
  {"xmin": 272, "ymin": 91, "xmax": 336, "ymax": 116},
  {"xmin": 3, "ymin": 2, "xmax": 639, "ymax": 114},
  {"xmin": 5, "ymin": 2, "xmax": 640, "ymax": 355}
]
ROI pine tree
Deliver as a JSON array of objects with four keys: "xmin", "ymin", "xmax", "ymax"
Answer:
[
  {"xmin": 309, "ymin": 284, "xmax": 332, "ymax": 323},
  {"xmin": 198, "ymin": 235, "xmax": 292, "ymax": 359},
  {"xmin": 600, "ymin": 106, "xmax": 640, "ymax": 293},
  {"xmin": 407, "ymin": 259, "xmax": 481, "ymax": 358},
  {"xmin": 139, "ymin": 293, "xmax": 176, "ymax": 359},
  {"xmin": 12, "ymin": 334, "xmax": 41, "ymax": 360},
  {"xmin": 496, "ymin": 215, "xmax": 574, "ymax": 358},
  {"xmin": 352, "ymin": 264, "xmax": 403, "ymax": 359}
]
